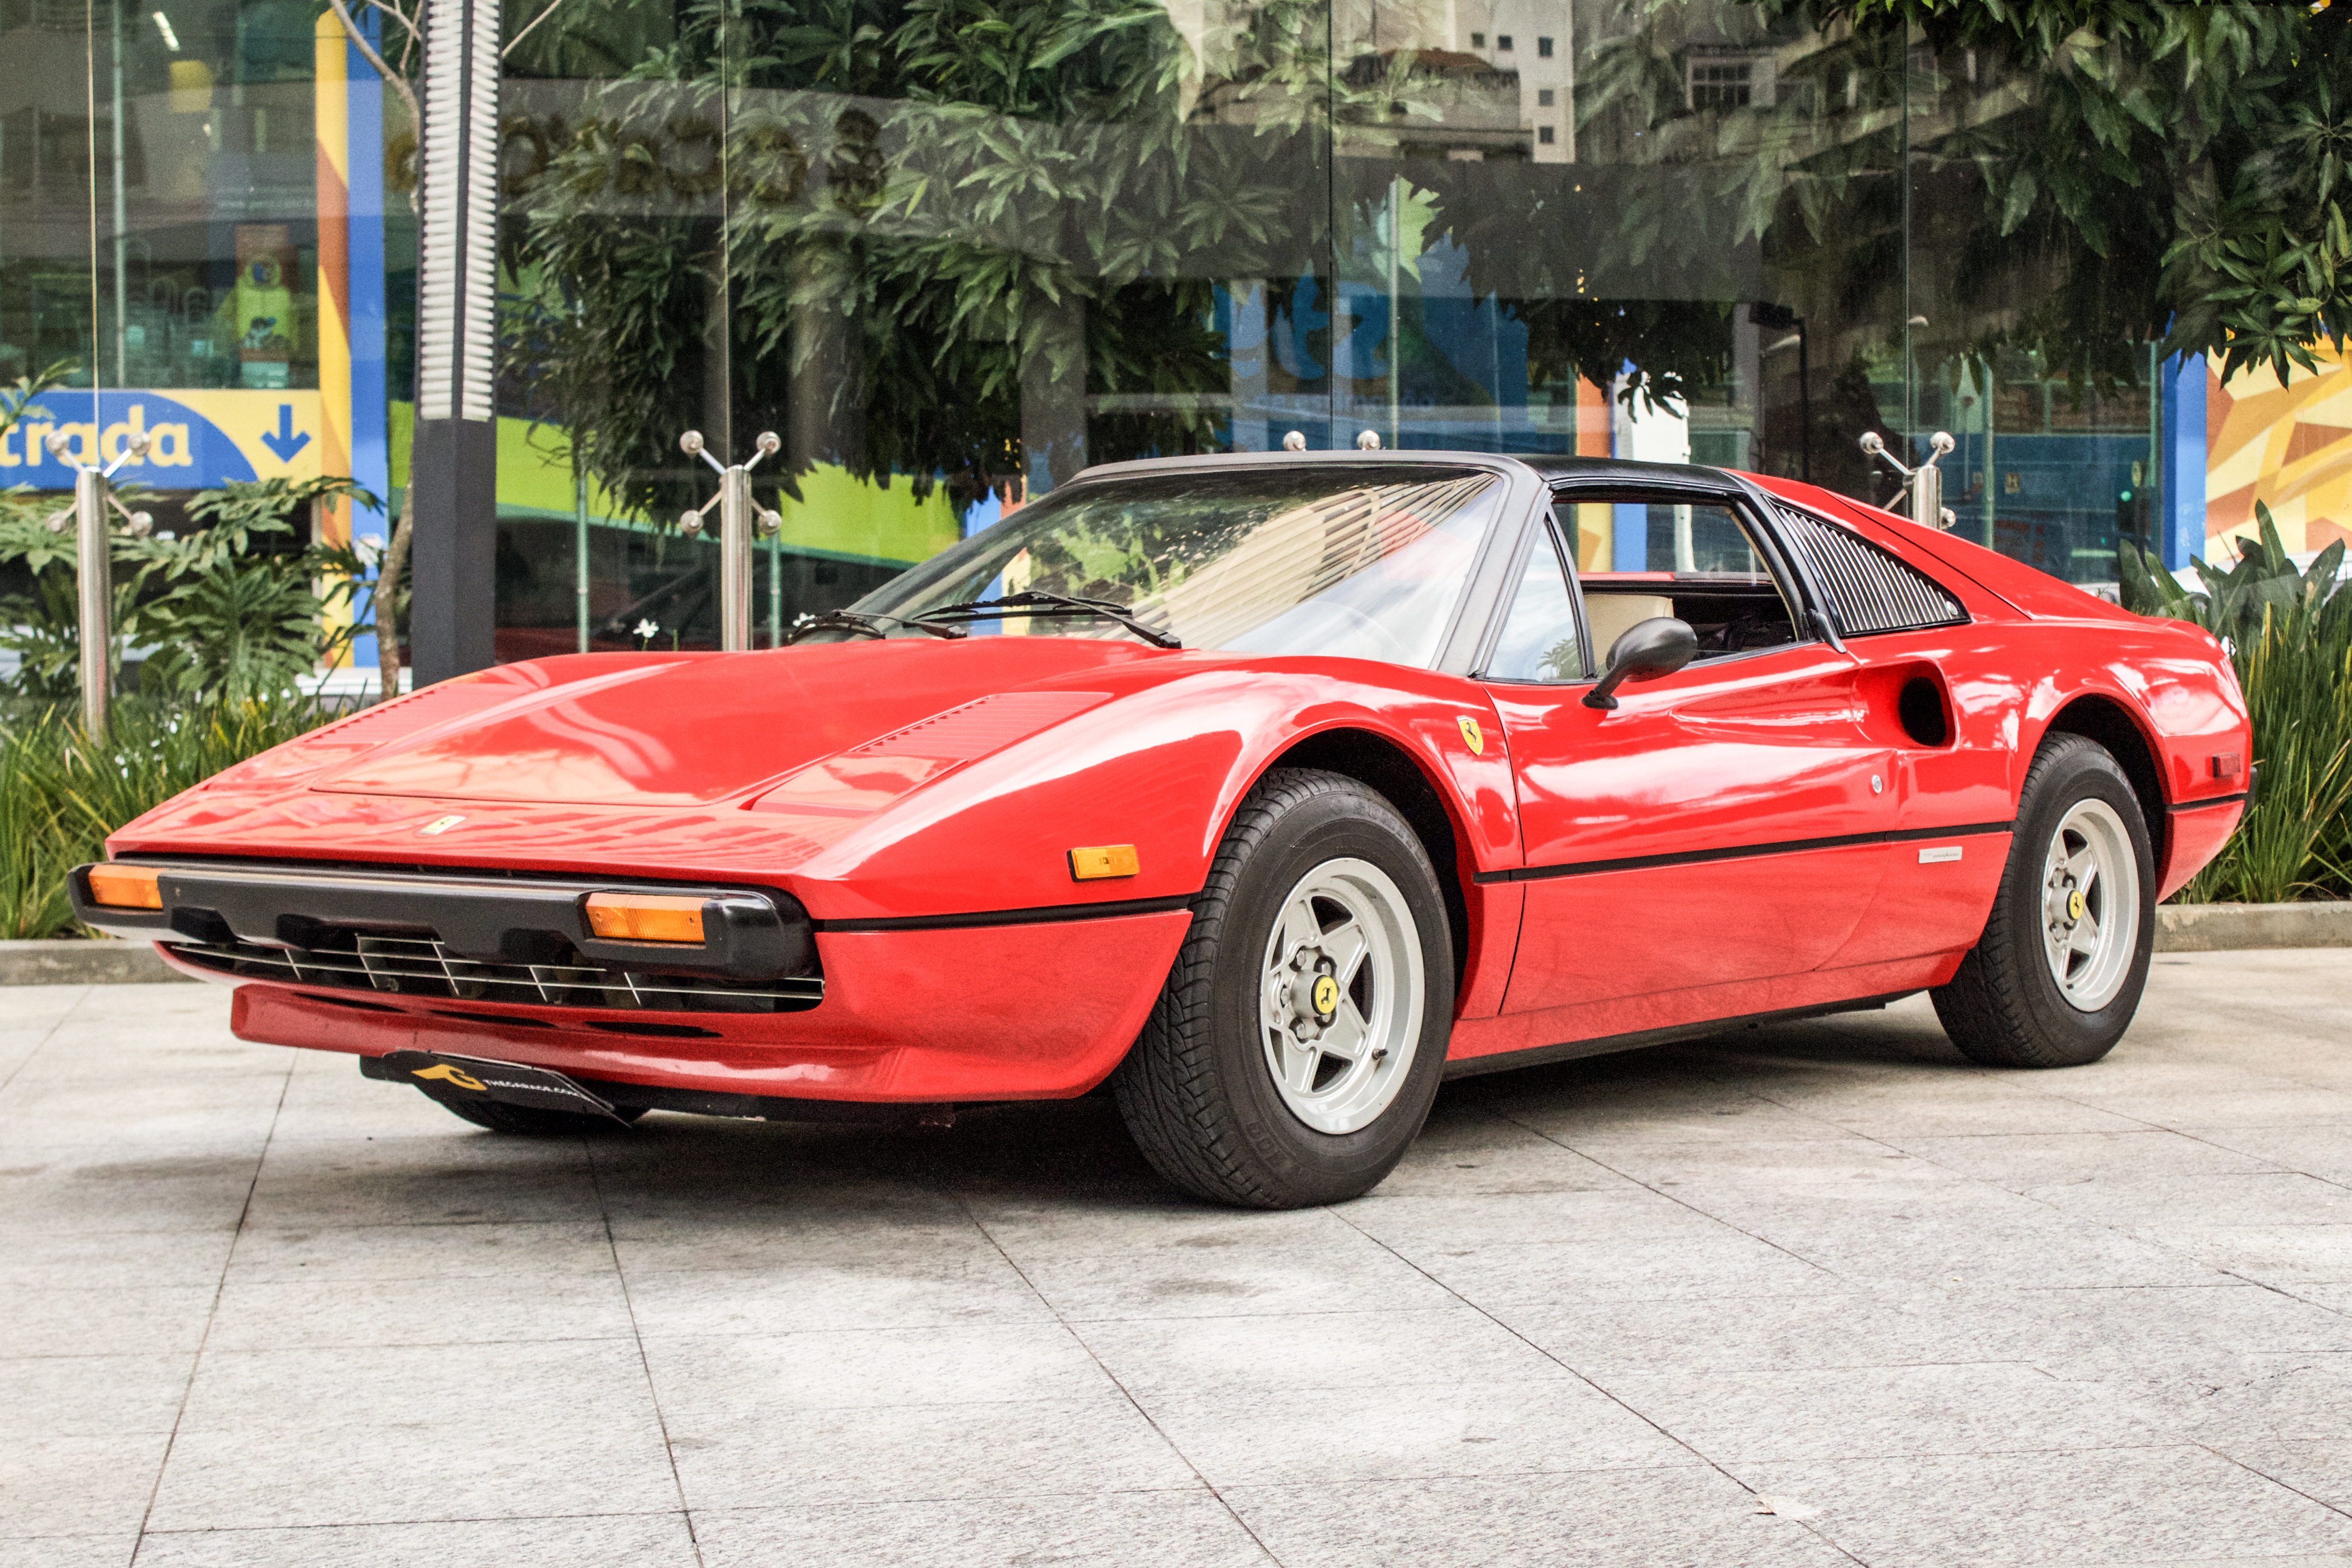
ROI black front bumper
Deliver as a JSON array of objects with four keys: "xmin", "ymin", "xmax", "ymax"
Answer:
[{"xmin": 71, "ymin": 858, "xmax": 815, "ymax": 983}]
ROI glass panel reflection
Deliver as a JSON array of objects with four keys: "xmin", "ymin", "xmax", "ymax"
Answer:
[{"xmin": 493, "ymin": 0, "xmax": 1335, "ymax": 655}]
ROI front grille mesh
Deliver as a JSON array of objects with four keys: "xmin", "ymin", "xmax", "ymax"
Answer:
[{"xmin": 177, "ymin": 930, "xmax": 821, "ymax": 1014}]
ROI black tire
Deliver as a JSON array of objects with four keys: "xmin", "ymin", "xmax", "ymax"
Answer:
[
  {"xmin": 1933, "ymin": 733, "xmax": 2156, "ymax": 1067},
  {"xmin": 1113, "ymin": 768, "xmax": 1454, "ymax": 1208},
  {"xmin": 437, "ymin": 1098, "xmax": 644, "ymax": 1135}
]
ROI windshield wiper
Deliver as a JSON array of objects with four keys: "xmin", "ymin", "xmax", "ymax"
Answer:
[
  {"xmin": 783, "ymin": 609, "xmax": 967, "ymax": 645},
  {"xmin": 910, "ymin": 591, "xmax": 1181, "ymax": 649}
]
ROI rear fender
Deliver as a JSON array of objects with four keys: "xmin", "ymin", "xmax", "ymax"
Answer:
[{"xmin": 2016, "ymin": 654, "xmax": 2248, "ymax": 900}]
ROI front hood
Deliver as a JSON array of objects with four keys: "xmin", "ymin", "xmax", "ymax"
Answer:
[{"xmin": 310, "ymin": 638, "xmax": 1171, "ymax": 807}]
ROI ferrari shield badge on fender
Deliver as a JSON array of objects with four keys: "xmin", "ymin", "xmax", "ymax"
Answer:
[
  {"xmin": 418, "ymin": 814, "xmax": 467, "ymax": 836},
  {"xmin": 1457, "ymin": 716, "xmax": 1485, "ymax": 755}
]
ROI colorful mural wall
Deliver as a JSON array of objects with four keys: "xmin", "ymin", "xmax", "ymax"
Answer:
[{"xmin": 2206, "ymin": 347, "xmax": 2352, "ymax": 559}]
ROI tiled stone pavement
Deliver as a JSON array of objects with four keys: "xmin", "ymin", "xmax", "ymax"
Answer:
[{"xmin": 6, "ymin": 951, "xmax": 2352, "ymax": 1566}]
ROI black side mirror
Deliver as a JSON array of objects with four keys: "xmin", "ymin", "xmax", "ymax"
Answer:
[{"xmin": 1583, "ymin": 616, "xmax": 1699, "ymax": 710}]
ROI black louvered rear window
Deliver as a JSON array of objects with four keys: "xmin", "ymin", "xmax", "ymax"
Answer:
[{"xmin": 1776, "ymin": 507, "xmax": 1966, "ymax": 637}]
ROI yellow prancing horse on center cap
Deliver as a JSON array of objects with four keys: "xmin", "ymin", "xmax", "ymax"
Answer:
[
  {"xmin": 1457, "ymin": 716, "xmax": 1484, "ymax": 755},
  {"xmin": 1311, "ymin": 974, "xmax": 1340, "ymax": 1014},
  {"xmin": 411, "ymin": 1063, "xmax": 487, "ymax": 1092},
  {"xmin": 2068, "ymin": 889, "xmax": 2086, "ymax": 921}
]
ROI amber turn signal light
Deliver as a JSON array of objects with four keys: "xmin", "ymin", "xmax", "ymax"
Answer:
[
  {"xmin": 1068, "ymin": 845, "xmax": 1141, "ymax": 881},
  {"xmin": 584, "ymin": 892, "xmax": 706, "ymax": 944},
  {"xmin": 85, "ymin": 865, "xmax": 163, "ymax": 910}
]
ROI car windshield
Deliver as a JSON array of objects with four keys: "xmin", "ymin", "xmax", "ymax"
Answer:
[{"xmin": 834, "ymin": 464, "xmax": 1507, "ymax": 668}]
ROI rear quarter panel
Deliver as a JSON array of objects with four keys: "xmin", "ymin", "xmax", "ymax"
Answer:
[{"xmin": 1754, "ymin": 475, "xmax": 2250, "ymax": 898}]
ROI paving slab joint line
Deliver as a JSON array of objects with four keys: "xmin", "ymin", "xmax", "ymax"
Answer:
[
  {"xmin": 950, "ymin": 1191, "xmax": 1291, "ymax": 1567},
  {"xmin": 1311, "ymin": 1200, "xmax": 1867, "ymax": 1567},
  {"xmin": 585, "ymin": 1141, "xmax": 711, "ymax": 1568}
]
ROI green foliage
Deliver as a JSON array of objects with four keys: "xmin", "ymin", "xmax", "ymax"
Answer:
[
  {"xmin": 0, "ymin": 693, "xmax": 334, "ymax": 939},
  {"xmin": 136, "ymin": 557, "xmax": 337, "ymax": 701},
  {"xmin": 2202, "ymin": 602, "xmax": 2352, "ymax": 905},
  {"xmin": 2119, "ymin": 502, "xmax": 2352, "ymax": 646},
  {"xmin": 1562, "ymin": 0, "xmax": 2352, "ymax": 404},
  {"xmin": 0, "ymin": 475, "xmax": 383, "ymax": 705},
  {"xmin": 520, "ymin": 0, "xmax": 1347, "ymax": 517},
  {"xmin": 0, "ymin": 359, "xmax": 78, "ymax": 436},
  {"xmin": 0, "ymin": 567, "xmax": 150, "ymax": 703},
  {"xmin": 2122, "ymin": 503, "xmax": 2352, "ymax": 904},
  {"xmin": 508, "ymin": 0, "xmax": 2352, "ymax": 503},
  {"xmin": 175, "ymin": 476, "xmax": 384, "ymax": 562},
  {"xmin": 135, "ymin": 476, "xmax": 386, "ymax": 700}
]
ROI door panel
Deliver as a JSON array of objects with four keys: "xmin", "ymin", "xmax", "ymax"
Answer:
[
  {"xmin": 1824, "ymin": 629, "xmax": 2023, "ymax": 968},
  {"xmin": 1492, "ymin": 644, "xmax": 1896, "ymax": 1013}
]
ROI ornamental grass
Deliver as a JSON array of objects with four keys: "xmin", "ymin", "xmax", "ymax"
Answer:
[
  {"xmin": 2125, "ymin": 504, "xmax": 2352, "ymax": 904},
  {"xmin": 0, "ymin": 694, "xmax": 331, "ymax": 939}
]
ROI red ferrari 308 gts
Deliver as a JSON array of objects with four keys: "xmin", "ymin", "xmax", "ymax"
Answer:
[{"xmin": 74, "ymin": 453, "xmax": 2250, "ymax": 1207}]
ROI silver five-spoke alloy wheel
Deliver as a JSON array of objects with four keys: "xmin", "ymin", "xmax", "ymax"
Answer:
[
  {"xmin": 1258, "ymin": 858, "xmax": 1425, "ymax": 1135},
  {"xmin": 2040, "ymin": 798, "xmax": 2141, "ymax": 1012}
]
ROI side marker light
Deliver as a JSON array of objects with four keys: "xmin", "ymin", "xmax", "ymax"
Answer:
[
  {"xmin": 87, "ymin": 865, "xmax": 163, "ymax": 909},
  {"xmin": 2211, "ymin": 752, "xmax": 2243, "ymax": 780},
  {"xmin": 584, "ymin": 892, "xmax": 706, "ymax": 943},
  {"xmin": 1068, "ymin": 845, "xmax": 1141, "ymax": 881}
]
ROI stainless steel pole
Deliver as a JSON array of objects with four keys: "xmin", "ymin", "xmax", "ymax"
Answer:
[
  {"xmin": 75, "ymin": 465, "xmax": 111, "ymax": 733},
  {"xmin": 111, "ymin": 0, "xmax": 128, "ymax": 384},
  {"xmin": 1912, "ymin": 454, "xmax": 1941, "ymax": 532},
  {"xmin": 719, "ymin": 463, "xmax": 752, "ymax": 652},
  {"xmin": 1980, "ymin": 362, "xmax": 1996, "ymax": 548},
  {"xmin": 681, "ymin": 430, "xmax": 775, "ymax": 652},
  {"xmin": 574, "ymin": 468, "xmax": 589, "ymax": 653},
  {"xmin": 1386, "ymin": 173, "xmax": 1401, "ymax": 452}
]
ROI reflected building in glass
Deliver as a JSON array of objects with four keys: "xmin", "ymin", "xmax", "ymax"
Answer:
[{"xmin": 1, "ymin": 0, "xmax": 2339, "ymax": 661}]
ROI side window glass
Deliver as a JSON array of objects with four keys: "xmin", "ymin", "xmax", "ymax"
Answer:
[
  {"xmin": 1575, "ymin": 492, "xmax": 1811, "ymax": 662},
  {"xmin": 1776, "ymin": 507, "xmax": 1967, "ymax": 636},
  {"xmin": 1485, "ymin": 529, "xmax": 1587, "ymax": 682},
  {"xmin": 1616, "ymin": 499, "xmax": 1772, "ymax": 577}
]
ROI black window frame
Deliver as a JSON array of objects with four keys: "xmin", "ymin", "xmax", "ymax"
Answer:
[
  {"xmin": 1473, "ymin": 506, "xmax": 1590, "ymax": 685},
  {"xmin": 1525, "ymin": 480, "xmax": 1832, "ymax": 676}
]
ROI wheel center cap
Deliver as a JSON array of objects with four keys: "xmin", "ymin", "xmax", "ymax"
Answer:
[
  {"xmin": 2067, "ymin": 889, "xmax": 2086, "ymax": 922},
  {"xmin": 1311, "ymin": 974, "xmax": 1339, "ymax": 1016}
]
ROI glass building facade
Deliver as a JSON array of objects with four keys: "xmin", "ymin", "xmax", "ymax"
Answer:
[{"xmin": 2, "ymin": 0, "xmax": 2333, "ymax": 661}]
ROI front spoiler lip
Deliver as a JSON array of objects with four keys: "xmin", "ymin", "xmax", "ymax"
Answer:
[
  {"xmin": 356, "ymin": 1047, "xmax": 941, "ymax": 1123},
  {"xmin": 70, "ymin": 856, "xmax": 813, "ymax": 980}
]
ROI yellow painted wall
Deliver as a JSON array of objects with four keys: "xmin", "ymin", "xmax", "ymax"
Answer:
[
  {"xmin": 770, "ymin": 462, "xmax": 963, "ymax": 567},
  {"xmin": 390, "ymin": 401, "xmax": 959, "ymax": 565}
]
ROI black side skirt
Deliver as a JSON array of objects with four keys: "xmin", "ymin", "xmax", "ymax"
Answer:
[{"xmin": 1439, "ymin": 991, "xmax": 1919, "ymax": 1081}]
